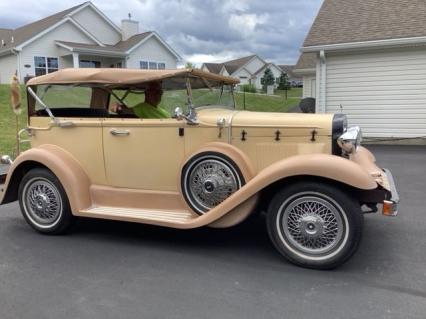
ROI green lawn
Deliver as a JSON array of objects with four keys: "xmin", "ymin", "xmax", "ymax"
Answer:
[
  {"xmin": 0, "ymin": 85, "xmax": 28, "ymax": 157},
  {"xmin": 0, "ymin": 85, "xmax": 302, "ymax": 157}
]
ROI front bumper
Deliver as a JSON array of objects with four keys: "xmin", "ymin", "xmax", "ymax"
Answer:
[{"xmin": 381, "ymin": 168, "xmax": 399, "ymax": 216}]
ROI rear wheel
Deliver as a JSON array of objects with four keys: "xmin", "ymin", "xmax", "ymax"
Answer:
[
  {"xmin": 18, "ymin": 168, "xmax": 74, "ymax": 235},
  {"xmin": 267, "ymin": 181, "xmax": 363, "ymax": 269}
]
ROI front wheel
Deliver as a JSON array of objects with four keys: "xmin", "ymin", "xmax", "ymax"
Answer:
[
  {"xmin": 267, "ymin": 182, "xmax": 363, "ymax": 269},
  {"xmin": 18, "ymin": 168, "xmax": 74, "ymax": 235}
]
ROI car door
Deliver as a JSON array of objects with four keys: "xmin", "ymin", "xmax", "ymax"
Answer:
[{"xmin": 102, "ymin": 118, "xmax": 185, "ymax": 191}]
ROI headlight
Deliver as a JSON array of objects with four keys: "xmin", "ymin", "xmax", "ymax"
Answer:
[{"xmin": 337, "ymin": 126, "xmax": 362, "ymax": 154}]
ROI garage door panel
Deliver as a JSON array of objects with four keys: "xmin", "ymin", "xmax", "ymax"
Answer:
[{"xmin": 325, "ymin": 49, "xmax": 426, "ymax": 137}]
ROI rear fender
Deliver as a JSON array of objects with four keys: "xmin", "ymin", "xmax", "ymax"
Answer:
[{"xmin": 0, "ymin": 145, "xmax": 91, "ymax": 213}]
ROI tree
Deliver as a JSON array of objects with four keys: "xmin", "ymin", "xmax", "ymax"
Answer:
[
  {"xmin": 261, "ymin": 67, "xmax": 275, "ymax": 92},
  {"xmin": 185, "ymin": 62, "xmax": 195, "ymax": 69},
  {"xmin": 277, "ymin": 72, "xmax": 290, "ymax": 99}
]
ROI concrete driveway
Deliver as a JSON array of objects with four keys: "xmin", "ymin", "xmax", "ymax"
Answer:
[{"xmin": 0, "ymin": 145, "xmax": 425, "ymax": 319}]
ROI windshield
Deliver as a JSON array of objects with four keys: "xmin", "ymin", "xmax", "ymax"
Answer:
[{"xmin": 192, "ymin": 86, "xmax": 234, "ymax": 108}]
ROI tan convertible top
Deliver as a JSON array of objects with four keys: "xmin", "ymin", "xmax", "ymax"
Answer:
[{"xmin": 26, "ymin": 68, "xmax": 240, "ymax": 86}]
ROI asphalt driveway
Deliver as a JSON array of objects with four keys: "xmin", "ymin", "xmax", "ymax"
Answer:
[{"xmin": 0, "ymin": 145, "xmax": 425, "ymax": 319}]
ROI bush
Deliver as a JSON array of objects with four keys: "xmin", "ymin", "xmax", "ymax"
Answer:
[{"xmin": 240, "ymin": 84, "xmax": 257, "ymax": 93}]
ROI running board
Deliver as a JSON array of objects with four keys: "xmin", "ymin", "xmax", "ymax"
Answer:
[{"xmin": 78, "ymin": 206, "xmax": 196, "ymax": 226}]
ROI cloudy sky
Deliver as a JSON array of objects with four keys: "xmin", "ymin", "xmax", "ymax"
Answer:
[{"xmin": 0, "ymin": 0, "xmax": 322, "ymax": 66}]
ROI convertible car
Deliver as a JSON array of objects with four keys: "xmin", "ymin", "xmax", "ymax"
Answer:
[{"xmin": 0, "ymin": 68, "xmax": 399, "ymax": 269}]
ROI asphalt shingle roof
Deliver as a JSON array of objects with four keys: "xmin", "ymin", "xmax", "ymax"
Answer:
[
  {"xmin": 294, "ymin": 53, "xmax": 317, "ymax": 70},
  {"xmin": 56, "ymin": 32, "xmax": 152, "ymax": 53},
  {"xmin": 203, "ymin": 55, "xmax": 257, "ymax": 75},
  {"xmin": 304, "ymin": 0, "xmax": 426, "ymax": 47},
  {"xmin": 0, "ymin": 2, "xmax": 87, "ymax": 52}
]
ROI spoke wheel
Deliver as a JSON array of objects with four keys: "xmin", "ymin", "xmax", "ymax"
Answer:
[
  {"xmin": 19, "ymin": 168, "xmax": 74, "ymax": 235},
  {"xmin": 182, "ymin": 153, "xmax": 244, "ymax": 214},
  {"xmin": 280, "ymin": 193, "xmax": 346, "ymax": 258},
  {"xmin": 23, "ymin": 177, "xmax": 63, "ymax": 228},
  {"xmin": 267, "ymin": 182, "xmax": 363, "ymax": 269}
]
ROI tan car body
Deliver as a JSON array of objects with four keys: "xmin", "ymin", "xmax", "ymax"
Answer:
[{"xmin": 1, "ymin": 107, "xmax": 386, "ymax": 229}]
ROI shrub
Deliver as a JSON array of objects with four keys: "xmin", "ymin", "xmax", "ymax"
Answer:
[{"xmin": 240, "ymin": 84, "xmax": 257, "ymax": 93}]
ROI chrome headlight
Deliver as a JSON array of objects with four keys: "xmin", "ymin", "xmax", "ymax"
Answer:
[{"xmin": 337, "ymin": 126, "xmax": 362, "ymax": 154}]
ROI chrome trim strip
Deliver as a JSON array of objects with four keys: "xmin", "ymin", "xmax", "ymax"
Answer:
[{"xmin": 227, "ymin": 111, "xmax": 240, "ymax": 144}]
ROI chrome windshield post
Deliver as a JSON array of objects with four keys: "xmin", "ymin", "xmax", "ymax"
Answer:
[
  {"xmin": 27, "ymin": 86, "xmax": 74, "ymax": 128},
  {"xmin": 185, "ymin": 77, "xmax": 198, "ymax": 125}
]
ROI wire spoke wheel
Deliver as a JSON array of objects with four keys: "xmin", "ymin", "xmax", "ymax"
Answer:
[
  {"xmin": 183, "ymin": 154, "xmax": 243, "ymax": 214},
  {"xmin": 267, "ymin": 182, "xmax": 364, "ymax": 269},
  {"xmin": 23, "ymin": 177, "xmax": 63, "ymax": 227},
  {"xmin": 281, "ymin": 195, "xmax": 344, "ymax": 256}
]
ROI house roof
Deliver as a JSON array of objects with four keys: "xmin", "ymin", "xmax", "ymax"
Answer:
[
  {"xmin": 278, "ymin": 65, "xmax": 301, "ymax": 79},
  {"xmin": 56, "ymin": 31, "xmax": 181, "ymax": 60},
  {"xmin": 203, "ymin": 55, "xmax": 257, "ymax": 75},
  {"xmin": 56, "ymin": 32, "xmax": 152, "ymax": 54},
  {"xmin": 304, "ymin": 0, "xmax": 426, "ymax": 47},
  {"xmin": 294, "ymin": 53, "xmax": 317, "ymax": 70},
  {"xmin": 0, "ymin": 2, "xmax": 86, "ymax": 52},
  {"xmin": 203, "ymin": 63, "xmax": 223, "ymax": 74}
]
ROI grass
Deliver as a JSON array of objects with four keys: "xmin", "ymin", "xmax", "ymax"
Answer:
[
  {"xmin": 0, "ymin": 85, "xmax": 28, "ymax": 157},
  {"xmin": 0, "ymin": 85, "xmax": 302, "ymax": 157}
]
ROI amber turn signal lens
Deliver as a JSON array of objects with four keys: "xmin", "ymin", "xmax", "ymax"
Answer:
[{"xmin": 383, "ymin": 200, "xmax": 397, "ymax": 216}]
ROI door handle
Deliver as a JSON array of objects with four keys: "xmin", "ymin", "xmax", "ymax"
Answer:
[{"xmin": 110, "ymin": 128, "xmax": 130, "ymax": 136}]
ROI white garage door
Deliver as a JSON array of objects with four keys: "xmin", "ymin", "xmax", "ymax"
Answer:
[{"xmin": 326, "ymin": 48, "xmax": 426, "ymax": 138}]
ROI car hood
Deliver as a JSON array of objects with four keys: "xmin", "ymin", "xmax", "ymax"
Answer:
[{"xmin": 197, "ymin": 108, "xmax": 334, "ymax": 137}]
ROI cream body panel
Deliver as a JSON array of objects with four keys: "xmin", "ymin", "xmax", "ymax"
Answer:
[
  {"xmin": 102, "ymin": 119, "xmax": 185, "ymax": 191},
  {"xmin": 196, "ymin": 108, "xmax": 333, "ymax": 171},
  {"xmin": 29, "ymin": 117, "xmax": 106, "ymax": 184}
]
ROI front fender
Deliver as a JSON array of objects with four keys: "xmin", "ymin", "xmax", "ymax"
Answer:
[
  {"xmin": 0, "ymin": 144, "xmax": 91, "ymax": 213},
  {"xmin": 183, "ymin": 152, "xmax": 377, "ymax": 229}
]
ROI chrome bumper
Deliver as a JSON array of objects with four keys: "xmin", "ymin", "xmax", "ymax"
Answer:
[{"xmin": 382, "ymin": 168, "xmax": 399, "ymax": 216}]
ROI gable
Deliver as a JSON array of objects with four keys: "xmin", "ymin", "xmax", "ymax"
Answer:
[
  {"xmin": 244, "ymin": 56, "xmax": 266, "ymax": 74},
  {"xmin": 126, "ymin": 35, "xmax": 178, "ymax": 69},
  {"xmin": 71, "ymin": 5, "xmax": 121, "ymax": 45},
  {"xmin": 22, "ymin": 20, "xmax": 96, "ymax": 52}
]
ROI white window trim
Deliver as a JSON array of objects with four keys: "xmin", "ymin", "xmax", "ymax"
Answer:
[
  {"xmin": 34, "ymin": 56, "xmax": 59, "ymax": 76},
  {"xmin": 140, "ymin": 60, "xmax": 166, "ymax": 70}
]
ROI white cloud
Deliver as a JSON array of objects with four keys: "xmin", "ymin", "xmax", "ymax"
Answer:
[
  {"xmin": 228, "ymin": 13, "xmax": 268, "ymax": 34},
  {"xmin": 0, "ymin": 0, "xmax": 323, "ymax": 65}
]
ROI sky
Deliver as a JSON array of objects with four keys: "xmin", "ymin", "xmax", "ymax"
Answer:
[{"xmin": 0, "ymin": 0, "xmax": 323, "ymax": 66}]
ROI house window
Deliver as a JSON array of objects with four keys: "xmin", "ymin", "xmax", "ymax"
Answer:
[
  {"xmin": 140, "ymin": 60, "xmax": 166, "ymax": 70},
  {"xmin": 34, "ymin": 56, "xmax": 58, "ymax": 76},
  {"xmin": 79, "ymin": 60, "xmax": 101, "ymax": 68}
]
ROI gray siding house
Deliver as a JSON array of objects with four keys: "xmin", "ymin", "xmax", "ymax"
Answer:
[
  {"xmin": 294, "ymin": 0, "xmax": 426, "ymax": 138},
  {"xmin": 0, "ymin": 2, "xmax": 181, "ymax": 83}
]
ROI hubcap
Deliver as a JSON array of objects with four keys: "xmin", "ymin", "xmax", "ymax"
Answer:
[
  {"xmin": 23, "ymin": 178, "xmax": 62, "ymax": 227},
  {"xmin": 281, "ymin": 195, "xmax": 344, "ymax": 256},
  {"xmin": 187, "ymin": 158, "xmax": 241, "ymax": 212}
]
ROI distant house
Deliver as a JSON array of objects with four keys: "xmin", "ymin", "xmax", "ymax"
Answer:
[
  {"xmin": 278, "ymin": 65, "xmax": 303, "ymax": 87},
  {"xmin": 201, "ymin": 55, "xmax": 284, "ymax": 90},
  {"xmin": 0, "ymin": 1, "xmax": 181, "ymax": 84},
  {"xmin": 294, "ymin": 0, "xmax": 426, "ymax": 138}
]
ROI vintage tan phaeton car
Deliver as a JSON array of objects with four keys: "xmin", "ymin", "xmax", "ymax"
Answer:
[{"xmin": 0, "ymin": 68, "xmax": 399, "ymax": 269}]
